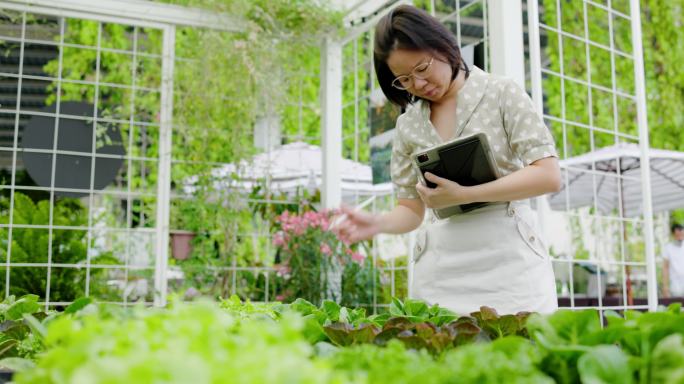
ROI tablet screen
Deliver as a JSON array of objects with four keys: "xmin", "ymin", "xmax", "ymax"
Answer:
[
  {"xmin": 416, "ymin": 134, "xmax": 498, "ymax": 214},
  {"xmin": 438, "ymin": 137, "xmax": 497, "ymax": 186}
]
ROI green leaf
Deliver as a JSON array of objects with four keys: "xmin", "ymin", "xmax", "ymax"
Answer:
[
  {"xmin": 348, "ymin": 308, "xmax": 367, "ymax": 326},
  {"xmin": 666, "ymin": 302, "xmax": 682, "ymax": 315},
  {"xmin": 366, "ymin": 313, "xmax": 391, "ymax": 328},
  {"xmin": 64, "ymin": 297, "xmax": 93, "ymax": 314},
  {"xmin": 288, "ymin": 298, "xmax": 318, "ymax": 316},
  {"xmin": 0, "ymin": 339, "xmax": 17, "ymax": 358},
  {"xmin": 389, "ymin": 297, "xmax": 405, "ymax": 317},
  {"xmin": 403, "ymin": 299, "xmax": 428, "ymax": 318},
  {"xmin": 300, "ymin": 314, "xmax": 328, "ymax": 344},
  {"xmin": 21, "ymin": 314, "xmax": 46, "ymax": 341},
  {"xmin": 321, "ymin": 300, "xmax": 341, "ymax": 323},
  {"xmin": 0, "ymin": 322, "xmax": 29, "ymax": 342},
  {"xmin": 577, "ymin": 345, "xmax": 634, "ymax": 384},
  {"xmin": 5, "ymin": 295, "xmax": 39, "ymax": 321},
  {"xmin": 651, "ymin": 334, "xmax": 684, "ymax": 383},
  {"xmin": 527, "ymin": 309, "xmax": 602, "ymax": 347}
]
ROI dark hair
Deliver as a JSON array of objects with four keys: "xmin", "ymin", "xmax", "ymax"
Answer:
[
  {"xmin": 673, "ymin": 223, "xmax": 684, "ymax": 233},
  {"xmin": 374, "ymin": 5, "xmax": 468, "ymax": 108}
]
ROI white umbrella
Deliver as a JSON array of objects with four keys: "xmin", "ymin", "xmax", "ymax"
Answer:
[
  {"xmin": 548, "ymin": 143, "xmax": 684, "ymax": 217},
  {"xmin": 547, "ymin": 142, "xmax": 684, "ymax": 305},
  {"xmin": 185, "ymin": 141, "xmax": 393, "ymax": 199}
]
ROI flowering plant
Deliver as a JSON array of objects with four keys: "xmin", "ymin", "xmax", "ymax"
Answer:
[{"xmin": 272, "ymin": 209, "xmax": 366, "ymax": 305}]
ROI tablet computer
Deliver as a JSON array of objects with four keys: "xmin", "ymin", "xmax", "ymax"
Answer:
[{"xmin": 410, "ymin": 132, "xmax": 500, "ymax": 219}]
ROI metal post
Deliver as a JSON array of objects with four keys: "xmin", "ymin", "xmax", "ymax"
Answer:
[
  {"xmin": 630, "ymin": 0, "xmax": 657, "ymax": 311},
  {"xmin": 487, "ymin": 0, "xmax": 525, "ymax": 87},
  {"xmin": 321, "ymin": 36, "xmax": 342, "ymax": 210},
  {"xmin": 154, "ymin": 24, "xmax": 175, "ymax": 306},
  {"xmin": 527, "ymin": 0, "xmax": 543, "ymax": 115},
  {"xmin": 526, "ymin": 0, "xmax": 553, "ymax": 237},
  {"xmin": 490, "ymin": 0, "xmax": 550, "ymax": 234}
]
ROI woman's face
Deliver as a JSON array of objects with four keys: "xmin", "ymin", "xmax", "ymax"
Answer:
[{"xmin": 386, "ymin": 49, "xmax": 453, "ymax": 102}]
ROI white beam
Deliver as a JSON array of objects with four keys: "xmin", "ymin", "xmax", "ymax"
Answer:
[
  {"xmin": 630, "ymin": 0, "xmax": 657, "ymax": 311},
  {"xmin": 0, "ymin": 0, "xmax": 247, "ymax": 31},
  {"xmin": 527, "ymin": 0, "xmax": 544, "ymax": 116},
  {"xmin": 321, "ymin": 37, "xmax": 342, "ymax": 209},
  {"xmin": 342, "ymin": 0, "xmax": 392, "ymax": 26},
  {"xmin": 341, "ymin": 0, "xmax": 411, "ymax": 45},
  {"xmin": 154, "ymin": 24, "xmax": 175, "ymax": 307},
  {"xmin": 487, "ymin": 0, "xmax": 525, "ymax": 87},
  {"xmin": 491, "ymin": 0, "xmax": 550, "ymax": 241}
]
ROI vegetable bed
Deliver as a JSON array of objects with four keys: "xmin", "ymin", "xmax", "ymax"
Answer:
[{"xmin": 0, "ymin": 294, "xmax": 683, "ymax": 383}]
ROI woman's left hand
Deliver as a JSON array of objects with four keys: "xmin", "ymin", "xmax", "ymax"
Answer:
[{"xmin": 415, "ymin": 172, "xmax": 473, "ymax": 209}]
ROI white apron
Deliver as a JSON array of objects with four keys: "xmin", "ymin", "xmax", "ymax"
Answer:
[{"xmin": 411, "ymin": 200, "xmax": 558, "ymax": 315}]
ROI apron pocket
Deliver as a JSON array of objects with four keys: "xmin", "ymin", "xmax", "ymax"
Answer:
[
  {"xmin": 509, "ymin": 204, "xmax": 547, "ymax": 260},
  {"xmin": 414, "ymin": 227, "xmax": 428, "ymax": 263}
]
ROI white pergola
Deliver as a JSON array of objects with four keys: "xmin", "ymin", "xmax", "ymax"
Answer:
[{"xmin": 0, "ymin": 0, "xmax": 656, "ymax": 311}]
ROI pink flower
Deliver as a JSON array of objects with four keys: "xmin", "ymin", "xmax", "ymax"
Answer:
[
  {"xmin": 275, "ymin": 294, "xmax": 286, "ymax": 301},
  {"xmin": 274, "ymin": 263, "xmax": 291, "ymax": 277},
  {"xmin": 272, "ymin": 232, "xmax": 286, "ymax": 247},
  {"xmin": 351, "ymin": 252, "xmax": 365, "ymax": 264},
  {"xmin": 320, "ymin": 217, "xmax": 330, "ymax": 231},
  {"xmin": 320, "ymin": 242, "xmax": 332, "ymax": 256}
]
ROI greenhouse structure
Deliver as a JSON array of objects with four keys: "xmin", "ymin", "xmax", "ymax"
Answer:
[{"xmin": 0, "ymin": 0, "xmax": 682, "ymax": 382}]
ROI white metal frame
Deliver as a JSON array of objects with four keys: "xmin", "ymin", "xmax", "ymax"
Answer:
[
  {"xmin": 0, "ymin": 0, "xmax": 247, "ymax": 32},
  {"xmin": 526, "ymin": 0, "xmax": 657, "ymax": 312}
]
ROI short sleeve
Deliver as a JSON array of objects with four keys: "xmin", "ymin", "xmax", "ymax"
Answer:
[
  {"xmin": 390, "ymin": 122, "xmax": 419, "ymax": 199},
  {"xmin": 501, "ymin": 79, "xmax": 558, "ymax": 166}
]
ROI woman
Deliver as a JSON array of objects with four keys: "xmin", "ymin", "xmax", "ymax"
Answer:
[{"xmin": 335, "ymin": 5, "xmax": 561, "ymax": 315}]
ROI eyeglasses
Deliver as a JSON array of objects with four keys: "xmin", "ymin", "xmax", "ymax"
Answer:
[{"xmin": 391, "ymin": 57, "xmax": 434, "ymax": 90}]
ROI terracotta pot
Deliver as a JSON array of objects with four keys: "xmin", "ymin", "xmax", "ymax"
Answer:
[{"xmin": 170, "ymin": 230, "xmax": 196, "ymax": 260}]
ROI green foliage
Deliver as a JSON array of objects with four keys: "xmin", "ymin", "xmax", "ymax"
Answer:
[
  {"xmin": 14, "ymin": 300, "xmax": 342, "ymax": 384},
  {"xmin": 340, "ymin": 255, "xmax": 380, "ymax": 309},
  {"xmin": 651, "ymin": 334, "xmax": 684, "ymax": 383},
  {"xmin": 527, "ymin": 304, "xmax": 684, "ymax": 384},
  {"xmin": 331, "ymin": 337, "xmax": 554, "ymax": 384},
  {"xmin": 281, "ymin": 297, "xmax": 532, "ymax": 356},
  {"xmin": 577, "ymin": 345, "xmax": 634, "ymax": 384},
  {"xmin": 0, "ymin": 193, "xmax": 119, "ymax": 302},
  {"xmin": 441, "ymin": 337, "xmax": 554, "ymax": 384},
  {"xmin": 671, "ymin": 210, "xmax": 684, "ymax": 229},
  {"xmin": 0, "ymin": 295, "xmax": 45, "ymax": 360},
  {"xmin": 542, "ymin": 0, "xmax": 684, "ymax": 153},
  {"xmin": 5, "ymin": 297, "xmax": 684, "ymax": 383},
  {"xmin": 641, "ymin": 0, "xmax": 684, "ymax": 151},
  {"xmin": 271, "ymin": 209, "xmax": 375, "ymax": 306},
  {"xmin": 218, "ymin": 294, "xmax": 280, "ymax": 321}
]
